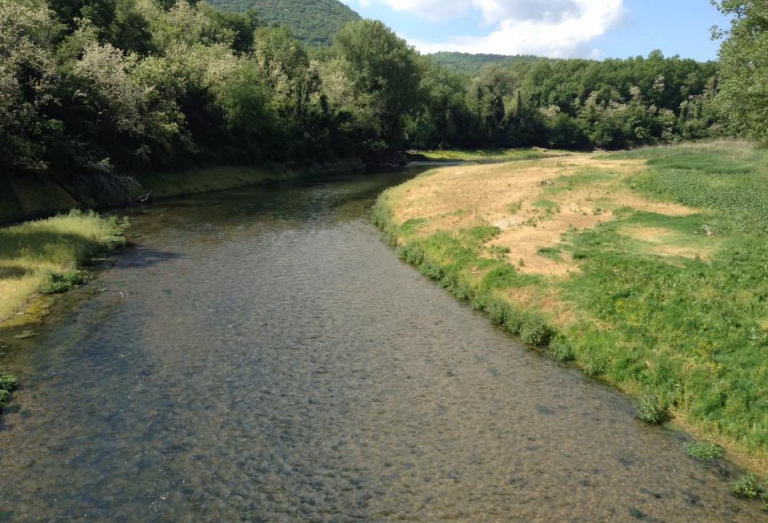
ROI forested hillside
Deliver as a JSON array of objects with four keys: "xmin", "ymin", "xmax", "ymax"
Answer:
[
  {"xmin": 205, "ymin": 0, "xmax": 361, "ymax": 46},
  {"xmin": 430, "ymin": 52, "xmax": 544, "ymax": 75},
  {"xmin": 0, "ymin": 0, "xmax": 750, "ymax": 204}
]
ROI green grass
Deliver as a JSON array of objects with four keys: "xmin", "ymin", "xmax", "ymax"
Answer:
[
  {"xmin": 0, "ymin": 210, "xmax": 127, "ymax": 322},
  {"xmin": 376, "ymin": 140, "xmax": 768, "ymax": 470},
  {"xmin": 555, "ymin": 142, "xmax": 768, "ymax": 455},
  {"xmin": 413, "ymin": 148, "xmax": 570, "ymax": 162}
]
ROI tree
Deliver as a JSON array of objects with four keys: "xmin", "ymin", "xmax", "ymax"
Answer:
[
  {"xmin": 333, "ymin": 20, "xmax": 423, "ymax": 151},
  {"xmin": 715, "ymin": 1, "xmax": 768, "ymax": 142},
  {"xmin": 0, "ymin": 0, "xmax": 61, "ymax": 172},
  {"xmin": 466, "ymin": 64, "xmax": 514, "ymax": 146}
]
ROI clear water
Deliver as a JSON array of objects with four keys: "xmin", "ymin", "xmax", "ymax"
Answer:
[{"xmin": 0, "ymin": 172, "xmax": 764, "ymax": 522}]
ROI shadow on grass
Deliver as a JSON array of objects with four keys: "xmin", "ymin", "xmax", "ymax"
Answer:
[{"xmin": 0, "ymin": 230, "xmax": 107, "ymax": 264}]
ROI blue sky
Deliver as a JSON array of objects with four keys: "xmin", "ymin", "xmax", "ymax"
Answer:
[{"xmin": 340, "ymin": 0, "xmax": 731, "ymax": 61}]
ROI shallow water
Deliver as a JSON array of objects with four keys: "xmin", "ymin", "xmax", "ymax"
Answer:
[{"xmin": 0, "ymin": 172, "xmax": 764, "ymax": 522}]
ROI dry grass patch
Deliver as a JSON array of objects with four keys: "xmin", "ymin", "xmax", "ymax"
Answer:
[{"xmin": 390, "ymin": 154, "xmax": 700, "ymax": 276}]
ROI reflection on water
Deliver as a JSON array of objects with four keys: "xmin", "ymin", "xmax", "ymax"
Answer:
[{"xmin": 0, "ymin": 171, "xmax": 763, "ymax": 522}]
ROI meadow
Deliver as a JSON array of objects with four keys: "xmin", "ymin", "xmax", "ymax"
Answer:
[{"xmin": 374, "ymin": 140, "xmax": 768, "ymax": 479}]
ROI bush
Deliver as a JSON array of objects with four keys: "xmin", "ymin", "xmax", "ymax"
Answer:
[
  {"xmin": 685, "ymin": 441, "xmax": 724, "ymax": 460},
  {"xmin": 731, "ymin": 474, "xmax": 762, "ymax": 499},
  {"xmin": 0, "ymin": 374, "xmax": 17, "ymax": 391},
  {"xmin": 520, "ymin": 317, "xmax": 554, "ymax": 346},
  {"xmin": 637, "ymin": 393, "xmax": 670, "ymax": 424},
  {"xmin": 549, "ymin": 335, "xmax": 575, "ymax": 362},
  {"xmin": 398, "ymin": 243, "xmax": 425, "ymax": 265},
  {"xmin": 0, "ymin": 390, "xmax": 9, "ymax": 408},
  {"xmin": 40, "ymin": 271, "xmax": 85, "ymax": 295}
]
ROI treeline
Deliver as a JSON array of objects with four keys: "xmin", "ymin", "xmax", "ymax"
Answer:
[
  {"xmin": 1, "ymin": 0, "xmax": 726, "ymax": 193},
  {"xmin": 410, "ymin": 51, "xmax": 721, "ymax": 151}
]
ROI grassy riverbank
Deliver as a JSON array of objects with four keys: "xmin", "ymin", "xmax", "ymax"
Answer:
[
  {"xmin": 412, "ymin": 147, "xmax": 571, "ymax": 162},
  {"xmin": 0, "ymin": 161, "xmax": 364, "ymax": 226},
  {"xmin": 374, "ymin": 140, "xmax": 768, "ymax": 474},
  {"xmin": 0, "ymin": 211, "xmax": 126, "ymax": 326}
]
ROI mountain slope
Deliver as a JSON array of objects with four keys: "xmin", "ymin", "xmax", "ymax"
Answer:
[
  {"xmin": 206, "ymin": 0, "xmax": 361, "ymax": 46},
  {"xmin": 430, "ymin": 52, "xmax": 547, "ymax": 76}
]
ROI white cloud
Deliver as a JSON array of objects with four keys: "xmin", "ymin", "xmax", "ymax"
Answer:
[
  {"xmin": 384, "ymin": 0, "xmax": 627, "ymax": 58},
  {"xmin": 383, "ymin": 0, "xmax": 471, "ymax": 21}
]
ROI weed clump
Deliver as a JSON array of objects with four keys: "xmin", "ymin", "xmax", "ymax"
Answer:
[
  {"xmin": 731, "ymin": 474, "xmax": 763, "ymax": 499},
  {"xmin": 40, "ymin": 271, "xmax": 85, "ymax": 295},
  {"xmin": 685, "ymin": 441, "xmax": 724, "ymax": 460},
  {"xmin": 549, "ymin": 335, "xmax": 575, "ymax": 362},
  {"xmin": 0, "ymin": 374, "xmax": 18, "ymax": 409},
  {"xmin": 520, "ymin": 318, "xmax": 554, "ymax": 346},
  {"xmin": 637, "ymin": 393, "xmax": 670, "ymax": 424}
]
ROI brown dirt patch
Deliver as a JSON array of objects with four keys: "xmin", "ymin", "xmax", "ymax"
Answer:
[{"xmin": 390, "ymin": 154, "xmax": 700, "ymax": 276}]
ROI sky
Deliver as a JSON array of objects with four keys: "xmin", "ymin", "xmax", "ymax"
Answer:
[{"xmin": 339, "ymin": 0, "xmax": 732, "ymax": 61}]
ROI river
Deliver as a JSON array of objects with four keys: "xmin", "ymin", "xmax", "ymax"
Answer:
[{"xmin": 0, "ymin": 171, "xmax": 763, "ymax": 522}]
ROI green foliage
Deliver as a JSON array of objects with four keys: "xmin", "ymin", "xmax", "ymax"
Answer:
[
  {"xmin": 0, "ymin": 373, "xmax": 17, "ymax": 410},
  {"xmin": 715, "ymin": 1, "xmax": 768, "ymax": 143},
  {"xmin": 731, "ymin": 474, "xmax": 763, "ymax": 499},
  {"xmin": 0, "ymin": 375, "xmax": 17, "ymax": 392},
  {"xmin": 40, "ymin": 271, "xmax": 86, "ymax": 294},
  {"xmin": 0, "ymin": 390, "xmax": 10, "ymax": 409},
  {"xmin": 0, "ymin": 0, "xmax": 729, "ymax": 185},
  {"xmin": 206, "ymin": 0, "xmax": 360, "ymax": 46},
  {"xmin": 333, "ymin": 20, "xmax": 423, "ymax": 151},
  {"xmin": 430, "ymin": 52, "xmax": 544, "ymax": 76},
  {"xmin": 685, "ymin": 441, "xmax": 724, "ymax": 460},
  {"xmin": 637, "ymin": 393, "xmax": 670, "ymax": 424},
  {"xmin": 549, "ymin": 335, "xmax": 575, "ymax": 362},
  {"xmin": 519, "ymin": 317, "xmax": 554, "ymax": 347}
]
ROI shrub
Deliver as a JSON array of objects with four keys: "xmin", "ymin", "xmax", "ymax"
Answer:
[
  {"xmin": 549, "ymin": 335, "xmax": 575, "ymax": 362},
  {"xmin": 637, "ymin": 393, "xmax": 670, "ymax": 424},
  {"xmin": 398, "ymin": 243, "xmax": 425, "ymax": 265},
  {"xmin": 40, "ymin": 271, "xmax": 85, "ymax": 295},
  {"xmin": 685, "ymin": 441, "xmax": 724, "ymax": 460},
  {"xmin": 731, "ymin": 474, "xmax": 762, "ymax": 499},
  {"xmin": 0, "ymin": 390, "xmax": 9, "ymax": 408},
  {"xmin": 520, "ymin": 318, "xmax": 554, "ymax": 346},
  {"xmin": 0, "ymin": 374, "xmax": 17, "ymax": 391}
]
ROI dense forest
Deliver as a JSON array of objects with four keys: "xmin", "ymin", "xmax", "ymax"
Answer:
[
  {"xmin": 0, "ymin": 0, "xmax": 759, "ymax": 198},
  {"xmin": 205, "ymin": 0, "xmax": 360, "ymax": 47},
  {"xmin": 430, "ymin": 52, "xmax": 545, "ymax": 75}
]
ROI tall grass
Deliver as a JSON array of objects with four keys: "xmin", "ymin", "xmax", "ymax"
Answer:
[{"xmin": 0, "ymin": 210, "xmax": 126, "ymax": 321}]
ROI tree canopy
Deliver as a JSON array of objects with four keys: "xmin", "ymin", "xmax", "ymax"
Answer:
[
  {"xmin": 715, "ymin": 0, "xmax": 768, "ymax": 143},
  {"xmin": 205, "ymin": 0, "xmax": 361, "ymax": 46},
  {"xmin": 0, "ymin": 0, "xmax": 730, "ymax": 193}
]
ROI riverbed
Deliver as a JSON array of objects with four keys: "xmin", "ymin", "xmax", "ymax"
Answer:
[{"xmin": 0, "ymin": 171, "xmax": 763, "ymax": 522}]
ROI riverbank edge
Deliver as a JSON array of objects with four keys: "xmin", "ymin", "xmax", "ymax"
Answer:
[
  {"xmin": 0, "ymin": 159, "xmax": 366, "ymax": 226},
  {"xmin": 0, "ymin": 159, "xmax": 364, "ymax": 329},
  {"xmin": 371, "ymin": 168, "xmax": 768, "ymax": 481}
]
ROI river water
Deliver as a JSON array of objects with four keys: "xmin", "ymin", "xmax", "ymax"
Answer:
[{"xmin": 0, "ymin": 172, "xmax": 764, "ymax": 522}]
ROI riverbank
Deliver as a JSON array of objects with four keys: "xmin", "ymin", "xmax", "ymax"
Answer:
[
  {"xmin": 0, "ymin": 160, "xmax": 365, "ymax": 226},
  {"xmin": 0, "ymin": 159, "xmax": 368, "ymax": 328},
  {"xmin": 374, "ymin": 139, "xmax": 768, "ymax": 477},
  {"xmin": 0, "ymin": 211, "xmax": 127, "ymax": 327}
]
